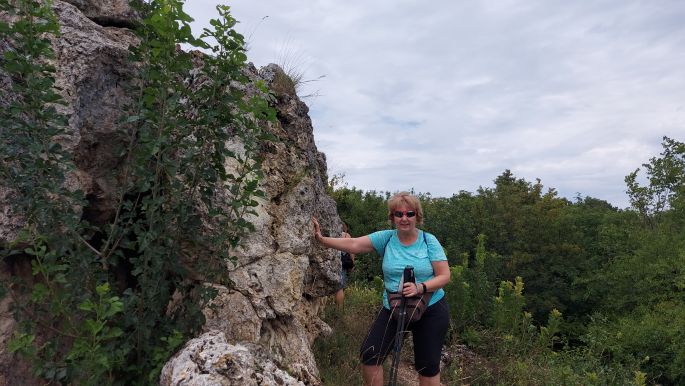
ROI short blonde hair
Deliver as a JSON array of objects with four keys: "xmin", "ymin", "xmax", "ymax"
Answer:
[{"xmin": 387, "ymin": 191, "xmax": 424, "ymax": 225}]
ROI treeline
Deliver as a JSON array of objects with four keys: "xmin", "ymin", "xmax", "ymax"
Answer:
[{"xmin": 328, "ymin": 137, "xmax": 684, "ymax": 384}]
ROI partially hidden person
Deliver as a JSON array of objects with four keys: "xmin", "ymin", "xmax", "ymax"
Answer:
[
  {"xmin": 312, "ymin": 191, "xmax": 450, "ymax": 386},
  {"xmin": 335, "ymin": 222, "xmax": 356, "ymax": 309}
]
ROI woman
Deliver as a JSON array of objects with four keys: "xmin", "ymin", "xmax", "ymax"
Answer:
[
  {"xmin": 313, "ymin": 192, "xmax": 450, "ymax": 386},
  {"xmin": 335, "ymin": 223, "xmax": 355, "ymax": 309}
]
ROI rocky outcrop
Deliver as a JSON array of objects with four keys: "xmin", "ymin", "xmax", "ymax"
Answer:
[
  {"xmin": 0, "ymin": 0, "xmax": 139, "ymax": 242},
  {"xmin": 160, "ymin": 63, "xmax": 342, "ymax": 385},
  {"xmin": 1, "ymin": 2, "xmax": 140, "ymax": 383},
  {"xmin": 0, "ymin": 1, "xmax": 341, "ymax": 385},
  {"xmin": 61, "ymin": 0, "xmax": 139, "ymax": 28},
  {"xmin": 160, "ymin": 331, "xmax": 306, "ymax": 386}
]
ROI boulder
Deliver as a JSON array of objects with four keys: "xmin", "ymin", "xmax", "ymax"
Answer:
[
  {"xmin": 159, "ymin": 331, "xmax": 305, "ymax": 386},
  {"xmin": 61, "ymin": 0, "xmax": 139, "ymax": 27}
]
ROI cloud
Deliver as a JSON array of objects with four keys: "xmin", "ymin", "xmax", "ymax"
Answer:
[{"xmin": 186, "ymin": 0, "xmax": 685, "ymax": 208}]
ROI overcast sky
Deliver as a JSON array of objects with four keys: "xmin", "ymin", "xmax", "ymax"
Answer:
[{"xmin": 185, "ymin": 1, "xmax": 685, "ymax": 208}]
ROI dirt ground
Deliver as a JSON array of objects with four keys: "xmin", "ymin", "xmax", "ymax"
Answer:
[
  {"xmin": 394, "ymin": 361, "xmax": 447, "ymax": 386},
  {"xmin": 392, "ymin": 343, "xmax": 489, "ymax": 386}
]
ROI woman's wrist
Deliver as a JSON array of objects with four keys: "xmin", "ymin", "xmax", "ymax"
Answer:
[{"xmin": 421, "ymin": 282, "xmax": 427, "ymax": 294}]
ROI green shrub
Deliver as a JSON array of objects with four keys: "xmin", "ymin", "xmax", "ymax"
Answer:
[
  {"xmin": 443, "ymin": 235, "xmax": 497, "ymax": 332},
  {"xmin": 314, "ymin": 284, "xmax": 379, "ymax": 386},
  {"xmin": 1, "ymin": 0, "xmax": 275, "ymax": 383},
  {"xmin": 584, "ymin": 302, "xmax": 685, "ymax": 385}
]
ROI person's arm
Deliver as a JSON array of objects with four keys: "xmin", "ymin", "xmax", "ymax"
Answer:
[
  {"xmin": 342, "ymin": 231, "xmax": 357, "ymax": 263},
  {"xmin": 423, "ymin": 260, "xmax": 450, "ymax": 292},
  {"xmin": 401, "ymin": 261, "xmax": 450, "ymax": 297},
  {"xmin": 312, "ymin": 217, "xmax": 375, "ymax": 254}
]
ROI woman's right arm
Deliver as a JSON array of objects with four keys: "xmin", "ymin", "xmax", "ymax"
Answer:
[
  {"xmin": 342, "ymin": 232, "xmax": 357, "ymax": 262},
  {"xmin": 312, "ymin": 217, "xmax": 375, "ymax": 254}
]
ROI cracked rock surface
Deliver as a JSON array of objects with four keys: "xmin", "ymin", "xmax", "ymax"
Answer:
[
  {"xmin": 160, "ymin": 331, "xmax": 306, "ymax": 386},
  {"xmin": 160, "ymin": 63, "xmax": 342, "ymax": 386},
  {"xmin": 0, "ymin": 2, "xmax": 342, "ymax": 385}
]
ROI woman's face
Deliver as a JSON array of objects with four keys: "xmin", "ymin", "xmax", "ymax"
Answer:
[{"xmin": 392, "ymin": 205, "xmax": 417, "ymax": 232}]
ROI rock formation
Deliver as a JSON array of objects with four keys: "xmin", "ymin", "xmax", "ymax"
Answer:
[
  {"xmin": 0, "ymin": 1, "xmax": 342, "ymax": 385},
  {"xmin": 158, "ymin": 62, "xmax": 342, "ymax": 385}
]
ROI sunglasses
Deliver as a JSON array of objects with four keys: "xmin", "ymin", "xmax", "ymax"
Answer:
[{"xmin": 393, "ymin": 210, "xmax": 416, "ymax": 218}]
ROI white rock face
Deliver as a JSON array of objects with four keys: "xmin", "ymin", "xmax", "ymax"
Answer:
[
  {"xmin": 159, "ymin": 331, "xmax": 305, "ymax": 386},
  {"xmin": 61, "ymin": 0, "xmax": 139, "ymax": 27},
  {"xmin": 162, "ymin": 64, "xmax": 343, "ymax": 385}
]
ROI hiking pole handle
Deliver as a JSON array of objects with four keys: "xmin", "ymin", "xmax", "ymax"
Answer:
[
  {"xmin": 402, "ymin": 266, "xmax": 415, "ymax": 297},
  {"xmin": 403, "ymin": 265, "xmax": 415, "ymax": 283}
]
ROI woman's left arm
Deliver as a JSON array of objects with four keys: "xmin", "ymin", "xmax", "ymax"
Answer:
[
  {"xmin": 402, "ymin": 261, "xmax": 450, "ymax": 296},
  {"xmin": 423, "ymin": 261, "xmax": 450, "ymax": 293}
]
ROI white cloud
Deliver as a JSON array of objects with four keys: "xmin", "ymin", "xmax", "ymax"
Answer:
[{"xmin": 186, "ymin": 0, "xmax": 685, "ymax": 208}]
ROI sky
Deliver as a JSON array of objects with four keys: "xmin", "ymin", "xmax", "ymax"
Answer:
[{"xmin": 185, "ymin": 1, "xmax": 685, "ymax": 209}]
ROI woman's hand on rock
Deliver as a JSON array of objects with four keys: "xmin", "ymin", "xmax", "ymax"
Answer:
[{"xmin": 312, "ymin": 216, "xmax": 322, "ymax": 241}]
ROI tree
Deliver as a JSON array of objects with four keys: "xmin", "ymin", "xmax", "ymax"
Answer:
[{"xmin": 625, "ymin": 136, "xmax": 685, "ymax": 225}]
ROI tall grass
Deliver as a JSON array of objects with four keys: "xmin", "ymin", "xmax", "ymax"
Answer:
[{"xmin": 313, "ymin": 284, "xmax": 379, "ymax": 385}]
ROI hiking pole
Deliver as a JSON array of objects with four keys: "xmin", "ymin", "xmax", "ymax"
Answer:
[{"xmin": 388, "ymin": 265, "xmax": 415, "ymax": 386}]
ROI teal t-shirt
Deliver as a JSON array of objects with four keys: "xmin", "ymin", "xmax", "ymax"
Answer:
[{"xmin": 368, "ymin": 229, "xmax": 447, "ymax": 309}]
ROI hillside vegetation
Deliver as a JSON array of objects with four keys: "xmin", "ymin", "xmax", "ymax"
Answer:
[{"xmin": 319, "ymin": 136, "xmax": 684, "ymax": 385}]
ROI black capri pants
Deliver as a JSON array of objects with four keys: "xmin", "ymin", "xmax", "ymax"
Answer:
[{"xmin": 359, "ymin": 297, "xmax": 449, "ymax": 377}]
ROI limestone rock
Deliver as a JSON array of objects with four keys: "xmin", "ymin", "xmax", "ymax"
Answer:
[
  {"xmin": 172, "ymin": 63, "xmax": 342, "ymax": 385},
  {"xmin": 0, "ymin": 0, "xmax": 139, "ymax": 241},
  {"xmin": 61, "ymin": 0, "xmax": 139, "ymax": 27},
  {"xmin": 52, "ymin": 1, "xmax": 139, "ymax": 227},
  {"xmin": 159, "ymin": 331, "xmax": 305, "ymax": 386},
  {"xmin": 0, "ymin": 2, "xmax": 343, "ymax": 385}
]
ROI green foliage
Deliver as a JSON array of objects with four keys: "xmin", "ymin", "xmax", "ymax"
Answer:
[
  {"xmin": 67, "ymin": 283, "xmax": 126, "ymax": 384},
  {"xmin": 584, "ymin": 303, "xmax": 685, "ymax": 385},
  {"xmin": 492, "ymin": 276, "xmax": 526, "ymax": 334},
  {"xmin": 443, "ymin": 234, "xmax": 497, "ymax": 332},
  {"xmin": 626, "ymin": 136, "xmax": 685, "ymax": 223},
  {"xmin": 422, "ymin": 191, "xmax": 479, "ymax": 265},
  {"xmin": 1, "ymin": 0, "xmax": 275, "ymax": 384},
  {"xmin": 148, "ymin": 330, "xmax": 185, "ymax": 384},
  {"xmin": 330, "ymin": 144, "xmax": 685, "ymax": 383},
  {"xmin": 313, "ymin": 285, "xmax": 379, "ymax": 386},
  {"xmin": 538, "ymin": 308, "xmax": 562, "ymax": 350},
  {"xmin": 0, "ymin": 0, "xmax": 82, "ymax": 237},
  {"xmin": 594, "ymin": 136, "xmax": 685, "ymax": 385}
]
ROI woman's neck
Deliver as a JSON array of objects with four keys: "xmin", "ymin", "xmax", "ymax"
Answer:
[{"xmin": 396, "ymin": 228, "xmax": 419, "ymax": 245}]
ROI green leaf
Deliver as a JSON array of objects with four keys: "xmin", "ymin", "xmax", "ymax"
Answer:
[
  {"xmin": 31, "ymin": 283, "xmax": 50, "ymax": 302},
  {"xmin": 79, "ymin": 299, "xmax": 95, "ymax": 312},
  {"xmin": 96, "ymin": 282, "xmax": 111, "ymax": 296},
  {"xmin": 8, "ymin": 333, "xmax": 35, "ymax": 353},
  {"xmin": 85, "ymin": 319, "xmax": 105, "ymax": 335}
]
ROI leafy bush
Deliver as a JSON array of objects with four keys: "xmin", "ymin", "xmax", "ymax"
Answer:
[
  {"xmin": 1, "ymin": 0, "xmax": 275, "ymax": 383},
  {"xmin": 443, "ymin": 234, "xmax": 497, "ymax": 332},
  {"xmin": 313, "ymin": 284, "xmax": 380, "ymax": 386}
]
